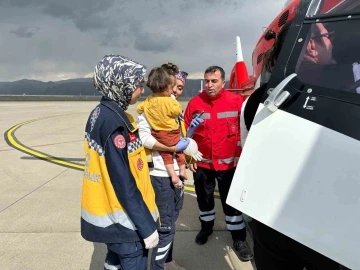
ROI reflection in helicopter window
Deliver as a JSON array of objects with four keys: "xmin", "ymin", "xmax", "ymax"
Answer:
[{"xmin": 296, "ymin": 19, "xmax": 360, "ymax": 94}]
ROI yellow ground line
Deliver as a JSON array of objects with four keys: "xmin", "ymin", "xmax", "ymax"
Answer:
[
  {"xmin": 5, "ymin": 115, "xmax": 84, "ymax": 170},
  {"xmin": 5, "ymin": 115, "xmax": 220, "ymax": 197}
]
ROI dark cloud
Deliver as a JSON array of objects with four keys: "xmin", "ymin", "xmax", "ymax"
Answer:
[
  {"xmin": 0, "ymin": 0, "xmax": 289, "ymax": 81},
  {"xmin": 0, "ymin": 0, "xmax": 31, "ymax": 8},
  {"xmin": 10, "ymin": 26, "xmax": 39, "ymax": 38},
  {"xmin": 42, "ymin": 3, "xmax": 73, "ymax": 19},
  {"xmin": 133, "ymin": 31, "xmax": 176, "ymax": 53},
  {"xmin": 73, "ymin": 15, "xmax": 107, "ymax": 32},
  {"xmin": 41, "ymin": 1, "xmax": 116, "ymax": 32},
  {"xmin": 0, "ymin": 0, "xmax": 116, "ymax": 32},
  {"xmin": 127, "ymin": 22, "xmax": 176, "ymax": 53},
  {"xmin": 100, "ymin": 29, "xmax": 131, "ymax": 47},
  {"xmin": 178, "ymin": 0, "xmax": 244, "ymax": 11}
]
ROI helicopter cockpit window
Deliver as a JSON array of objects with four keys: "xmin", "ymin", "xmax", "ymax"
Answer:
[
  {"xmin": 295, "ymin": 18, "xmax": 360, "ymax": 94},
  {"xmin": 307, "ymin": 0, "xmax": 360, "ymax": 18}
]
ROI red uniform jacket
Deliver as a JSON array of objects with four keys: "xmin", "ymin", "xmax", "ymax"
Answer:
[{"xmin": 184, "ymin": 89, "xmax": 244, "ymax": 171}]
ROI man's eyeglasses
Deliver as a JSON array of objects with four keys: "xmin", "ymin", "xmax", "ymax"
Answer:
[{"xmin": 312, "ymin": 31, "xmax": 335, "ymax": 42}]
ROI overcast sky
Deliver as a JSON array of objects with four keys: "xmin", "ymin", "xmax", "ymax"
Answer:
[{"xmin": 0, "ymin": 0, "xmax": 290, "ymax": 82}]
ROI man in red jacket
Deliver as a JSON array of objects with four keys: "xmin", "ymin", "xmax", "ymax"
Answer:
[{"xmin": 184, "ymin": 66, "xmax": 253, "ymax": 262}]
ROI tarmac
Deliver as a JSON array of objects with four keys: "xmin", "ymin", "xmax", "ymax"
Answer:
[{"xmin": 0, "ymin": 101, "xmax": 255, "ymax": 270}]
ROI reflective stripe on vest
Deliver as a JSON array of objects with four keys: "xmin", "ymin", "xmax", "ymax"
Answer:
[
  {"xmin": 81, "ymin": 208, "xmax": 158, "ymax": 230},
  {"xmin": 195, "ymin": 111, "xmax": 238, "ymax": 120},
  {"xmin": 217, "ymin": 111, "xmax": 238, "ymax": 118},
  {"xmin": 201, "ymin": 113, "xmax": 211, "ymax": 119},
  {"xmin": 201, "ymin": 157, "xmax": 234, "ymax": 164}
]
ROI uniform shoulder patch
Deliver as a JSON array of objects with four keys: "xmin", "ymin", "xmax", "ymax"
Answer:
[{"xmin": 114, "ymin": 134, "xmax": 126, "ymax": 149}]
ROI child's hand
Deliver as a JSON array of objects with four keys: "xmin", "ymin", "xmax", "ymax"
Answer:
[{"xmin": 172, "ymin": 176, "xmax": 183, "ymax": 188}]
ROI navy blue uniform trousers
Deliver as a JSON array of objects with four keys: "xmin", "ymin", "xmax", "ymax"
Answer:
[
  {"xmin": 104, "ymin": 241, "xmax": 148, "ymax": 270},
  {"xmin": 150, "ymin": 175, "xmax": 184, "ymax": 270}
]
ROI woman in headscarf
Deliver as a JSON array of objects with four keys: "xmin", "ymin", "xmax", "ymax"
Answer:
[
  {"xmin": 137, "ymin": 63, "xmax": 202, "ymax": 270},
  {"xmin": 81, "ymin": 55, "xmax": 190, "ymax": 270}
]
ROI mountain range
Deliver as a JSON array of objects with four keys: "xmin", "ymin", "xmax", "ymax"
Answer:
[{"xmin": 0, "ymin": 78, "xmax": 229, "ymax": 99}]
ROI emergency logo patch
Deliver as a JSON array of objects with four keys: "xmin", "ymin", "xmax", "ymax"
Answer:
[
  {"xmin": 137, "ymin": 158, "xmax": 144, "ymax": 170},
  {"xmin": 129, "ymin": 132, "xmax": 137, "ymax": 142},
  {"xmin": 127, "ymin": 134, "xmax": 143, "ymax": 153},
  {"xmin": 114, "ymin": 134, "xmax": 126, "ymax": 149},
  {"xmin": 90, "ymin": 107, "xmax": 100, "ymax": 132}
]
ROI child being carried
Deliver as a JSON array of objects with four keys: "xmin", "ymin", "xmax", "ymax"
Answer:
[{"xmin": 137, "ymin": 63, "xmax": 187, "ymax": 187}]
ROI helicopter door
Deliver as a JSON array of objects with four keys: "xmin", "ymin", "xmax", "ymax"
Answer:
[{"xmin": 227, "ymin": 0, "xmax": 360, "ymax": 269}]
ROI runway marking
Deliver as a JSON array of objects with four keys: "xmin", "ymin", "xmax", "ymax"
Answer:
[
  {"xmin": 4, "ymin": 115, "xmax": 220, "ymax": 197},
  {"xmin": 4, "ymin": 115, "xmax": 84, "ymax": 170},
  {"xmin": 0, "ymin": 140, "xmax": 83, "ymax": 152}
]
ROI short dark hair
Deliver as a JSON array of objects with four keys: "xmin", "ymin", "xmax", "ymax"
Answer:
[
  {"xmin": 311, "ymin": 23, "xmax": 322, "ymax": 39},
  {"xmin": 310, "ymin": 23, "xmax": 327, "ymax": 47},
  {"xmin": 146, "ymin": 65, "xmax": 177, "ymax": 93},
  {"xmin": 204, "ymin": 66, "xmax": 225, "ymax": 80}
]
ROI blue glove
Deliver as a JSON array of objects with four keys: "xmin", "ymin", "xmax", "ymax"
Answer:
[
  {"xmin": 187, "ymin": 115, "xmax": 204, "ymax": 137},
  {"xmin": 175, "ymin": 138, "xmax": 190, "ymax": 152}
]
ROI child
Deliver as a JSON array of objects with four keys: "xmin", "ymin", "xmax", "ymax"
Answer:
[{"xmin": 136, "ymin": 64, "xmax": 187, "ymax": 187}]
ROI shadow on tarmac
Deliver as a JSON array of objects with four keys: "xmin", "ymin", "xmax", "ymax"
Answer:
[{"xmin": 89, "ymin": 243, "xmax": 107, "ymax": 270}]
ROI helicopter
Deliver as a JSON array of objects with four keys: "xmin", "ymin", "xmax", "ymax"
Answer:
[
  {"xmin": 227, "ymin": 0, "xmax": 343, "ymax": 96},
  {"xmin": 227, "ymin": 0, "xmax": 360, "ymax": 269}
]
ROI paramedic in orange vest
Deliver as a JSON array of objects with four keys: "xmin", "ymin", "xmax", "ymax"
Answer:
[{"xmin": 183, "ymin": 65, "xmax": 253, "ymax": 262}]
